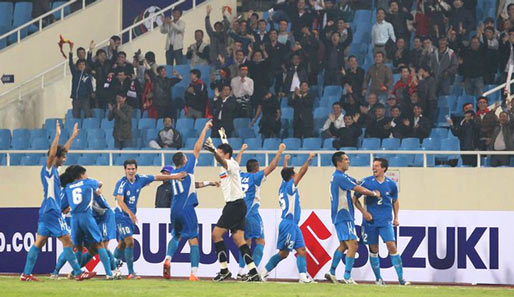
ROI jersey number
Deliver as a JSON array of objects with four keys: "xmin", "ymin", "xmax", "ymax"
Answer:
[
  {"xmin": 72, "ymin": 188, "xmax": 82, "ymax": 204},
  {"xmin": 172, "ymin": 180, "xmax": 184, "ymax": 194},
  {"xmin": 241, "ymin": 184, "xmax": 249, "ymax": 193},
  {"xmin": 279, "ymin": 193, "xmax": 286, "ymax": 211},
  {"xmin": 377, "ymin": 197, "xmax": 383, "ymax": 205}
]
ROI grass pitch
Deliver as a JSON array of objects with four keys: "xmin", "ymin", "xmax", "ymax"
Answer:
[{"xmin": 2, "ymin": 276, "xmax": 513, "ymax": 297}]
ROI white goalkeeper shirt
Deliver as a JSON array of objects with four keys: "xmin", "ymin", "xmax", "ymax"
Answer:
[{"xmin": 219, "ymin": 158, "xmax": 245, "ymax": 203}]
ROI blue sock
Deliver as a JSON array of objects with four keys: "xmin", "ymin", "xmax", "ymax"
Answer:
[
  {"xmin": 265, "ymin": 253, "xmax": 283, "ymax": 272},
  {"xmin": 391, "ymin": 254, "xmax": 404, "ymax": 281},
  {"xmin": 190, "ymin": 244, "xmax": 199, "ymax": 270},
  {"xmin": 53, "ymin": 252, "xmax": 67, "ymax": 275},
  {"xmin": 253, "ymin": 244, "xmax": 264, "ymax": 267},
  {"xmin": 74, "ymin": 250, "xmax": 83, "ymax": 265},
  {"xmin": 23, "ymin": 246, "xmax": 41, "ymax": 275},
  {"xmin": 98, "ymin": 248, "xmax": 112, "ymax": 276},
  {"xmin": 344, "ymin": 256, "xmax": 355, "ymax": 280},
  {"xmin": 107, "ymin": 249, "xmax": 116, "ymax": 270},
  {"xmin": 369, "ymin": 253, "xmax": 382, "ymax": 281},
  {"xmin": 330, "ymin": 250, "xmax": 344, "ymax": 275},
  {"xmin": 125, "ymin": 247, "xmax": 134, "ymax": 275},
  {"xmin": 114, "ymin": 247, "xmax": 122, "ymax": 261},
  {"xmin": 80, "ymin": 251, "xmax": 94, "ymax": 267},
  {"xmin": 296, "ymin": 254, "xmax": 307, "ymax": 274},
  {"xmin": 63, "ymin": 246, "xmax": 82, "ymax": 276},
  {"xmin": 166, "ymin": 237, "xmax": 180, "ymax": 259}
]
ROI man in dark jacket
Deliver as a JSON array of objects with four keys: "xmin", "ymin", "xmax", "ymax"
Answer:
[
  {"xmin": 448, "ymin": 0, "xmax": 474, "ymax": 39},
  {"xmin": 212, "ymin": 85, "xmax": 237, "ymax": 138},
  {"xmin": 149, "ymin": 117, "xmax": 182, "ymax": 149},
  {"xmin": 406, "ymin": 105, "xmax": 431, "ymax": 139},
  {"xmin": 155, "ymin": 166, "xmax": 173, "ymax": 208},
  {"xmin": 323, "ymin": 31, "xmax": 346, "ymax": 86},
  {"xmin": 88, "ymin": 48, "xmax": 114, "ymax": 109},
  {"xmin": 460, "ymin": 37, "xmax": 485, "ymax": 97},
  {"xmin": 108, "ymin": 70, "xmax": 131, "ymax": 106},
  {"xmin": 341, "ymin": 56, "xmax": 365, "ymax": 103},
  {"xmin": 110, "ymin": 51, "xmax": 134, "ymax": 77},
  {"xmin": 185, "ymin": 69, "xmax": 209, "ymax": 118},
  {"xmin": 365, "ymin": 104, "xmax": 391, "ymax": 139},
  {"xmin": 489, "ymin": 111, "xmax": 514, "ymax": 167},
  {"xmin": 448, "ymin": 110, "xmax": 480, "ymax": 166},
  {"xmin": 417, "ymin": 65, "xmax": 437, "ymax": 124},
  {"xmin": 265, "ymin": 30, "xmax": 288, "ymax": 94},
  {"xmin": 251, "ymin": 92, "xmax": 282, "ymax": 139},
  {"xmin": 386, "ymin": 0, "xmax": 413, "ymax": 42},
  {"xmin": 331, "ymin": 114, "xmax": 362, "ymax": 148},
  {"xmin": 205, "ymin": 5, "xmax": 230, "ymax": 68},
  {"xmin": 154, "ymin": 66, "xmax": 183, "ymax": 120},
  {"xmin": 288, "ymin": 81, "xmax": 314, "ymax": 138},
  {"xmin": 283, "ymin": 54, "xmax": 308, "ymax": 95},
  {"xmin": 108, "ymin": 92, "xmax": 132, "ymax": 149},
  {"xmin": 69, "ymin": 44, "xmax": 93, "ymax": 119}
]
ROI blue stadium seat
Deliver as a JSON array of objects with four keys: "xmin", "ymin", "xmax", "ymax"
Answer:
[
  {"xmin": 197, "ymin": 154, "xmax": 214, "ymax": 166},
  {"xmin": 172, "ymin": 85, "xmax": 186, "ymax": 99},
  {"xmin": 176, "ymin": 118, "xmax": 194, "ymax": 129},
  {"xmin": 131, "ymin": 109, "xmax": 141, "ymax": 119},
  {"xmin": 10, "ymin": 154, "xmax": 25, "ymax": 166},
  {"xmin": 171, "ymin": 65, "xmax": 191, "ymax": 78},
  {"xmin": 244, "ymin": 138, "xmax": 262, "ymax": 150},
  {"xmin": 0, "ymin": 2, "xmax": 13, "ymax": 49},
  {"xmin": 234, "ymin": 118, "xmax": 250, "ymax": 128},
  {"xmin": 92, "ymin": 108, "xmax": 104, "ymax": 120},
  {"xmin": 211, "ymin": 138, "xmax": 222, "ymax": 148},
  {"xmin": 82, "ymin": 118, "xmax": 100, "ymax": 129},
  {"xmin": 381, "ymin": 138, "xmax": 400, "ymax": 150},
  {"xmin": 64, "ymin": 153, "xmax": 80, "ymax": 165},
  {"xmin": 184, "ymin": 138, "xmax": 197, "ymax": 149},
  {"xmin": 31, "ymin": 137, "xmax": 49, "ymax": 149},
  {"xmin": 281, "ymin": 107, "xmax": 294, "ymax": 121},
  {"xmin": 361, "ymin": 138, "xmax": 381, "ymax": 150},
  {"xmin": 7, "ymin": 2, "xmax": 37, "ymax": 44},
  {"xmin": 283, "ymin": 138, "xmax": 301, "ymax": 150},
  {"xmin": 438, "ymin": 95, "xmax": 457, "ymax": 110},
  {"xmin": 302, "ymin": 138, "xmax": 322, "ymax": 150},
  {"xmin": 240, "ymin": 154, "xmax": 256, "ymax": 167},
  {"xmin": 228, "ymin": 138, "xmax": 243, "ymax": 149},
  {"xmin": 64, "ymin": 118, "xmax": 81, "ymax": 130},
  {"xmin": 441, "ymin": 138, "xmax": 460, "ymax": 151},
  {"xmin": 0, "ymin": 129, "xmax": 11, "ymax": 149},
  {"xmin": 138, "ymin": 118, "xmax": 156, "ymax": 129},
  {"xmin": 454, "ymin": 96, "xmax": 476, "ymax": 115},
  {"xmin": 78, "ymin": 155, "xmax": 97, "ymax": 166},
  {"xmin": 351, "ymin": 155, "xmax": 369, "ymax": 167},
  {"xmin": 30, "ymin": 129, "xmax": 47, "ymax": 139},
  {"xmin": 88, "ymin": 137, "xmax": 106, "ymax": 150},
  {"xmin": 430, "ymin": 128, "xmax": 449, "ymax": 139},
  {"xmin": 323, "ymin": 86, "xmax": 343, "ymax": 97},
  {"xmin": 263, "ymin": 138, "xmax": 281, "ymax": 150},
  {"xmin": 20, "ymin": 154, "xmax": 41, "ymax": 166},
  {"xmin": 51, "ymin": 1, "xmax": 71, "ymax": 20},
  {"xmin": 237, "ymin": 127, "xmax": 255, "ymax": 139},
  {"xmin": 400, "ymin": 138, "xmax": 420, "ymax": 150},
  {"xmin": 70, "ymin": 135, "xmax": 87, "ymax": 150},
  {"xmin": 322, "ymin": 138, "xmax": 334, "ymax": 150},
  {"xmin": 178, "ymin": 128, "xmax": 198, "ymax": 139},
  {"xmin": 85, "ymin": 128, "xmax": 106, "ymax": 141},
  {"xmin": 137, "ymin": 154, "xmax": 155, "ymax": 166},
  {"xmin": 143, "ymin": 128, "xmax": 158, "ymax": 144},
  {"xmin": 292, "ymin": 154, "xmax": 318, "ymax": 166},
  {"xmin": 12, "ymin": 129, "xmax": 30, "ymax": 149},
  {"xmin": 314, "ymin": 107, "xmax": 329, "ymax": 120},
  {"xmin": 101, "ymin": 118, "xmax": 114, "ymax": 129},
  {"xmin": 44, "ymin": 118, "xmax": 64, "ymax": 132},
  {"xmin": 193, "ymin": 118, "xmax": 209, "ymax": 130},
  {"xmin": 389, "ymin": 156, "xmax": 410, "ymax": 167},
  {"xmin": 320, "ymin": 154, "xmax": 332, "ymax": 166},
  {"xmin": 96, "ymin": 154, "xmax": 109, "ymax": 165},
  {"xmin": 254, "ymin": 154, "xmax": 266, "ymax": 166},
  {"xmin": 422, "ymin": 138, "xmax": 440, "ymax": 150}
]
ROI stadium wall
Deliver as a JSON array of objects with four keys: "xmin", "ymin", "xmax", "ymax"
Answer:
[{"xmin": 1, "ymin": 166, "xmax": 513, "ymax": 211}]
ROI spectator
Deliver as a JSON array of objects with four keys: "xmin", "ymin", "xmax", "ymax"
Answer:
[
  {"xmin": 227, "ymin": 49, "xmax": 247, "ymax": 78},
  {"xmin": 499, "ymin": 28, "xmax": 514, "ymax": 80},
  {"xmin": 100, "ymin": 36, "xmax": 120, "ymax": 61},
  {"xmin": 475, "ymin": 97, "xmax": 500, "ymax": 150},
  {"xmin": 87, "ymin": 47, "xmax": 113, "ymax": 109},
  {"xmin": 210, "ymin": 67, "xmax": 232, "ymax": 93},
  {"xmin": 385, "ymin": 105, "xmax": 409, "ymax": 138},
  {"xmin": 336, "ymin": 0, "xmax": 354, "ymax": 22},
  {"xmin": 205, "ymin": 5, "xmax": 230, "ymax": 67},
  {"xmin": 477, "ymin": 26, "xmax": 499, "ymax": 85},
  {"xmin": 341, "ymin": 56, "xmax": 365, "ymax": 102},
  {"xmin": 366, "ymin": 93, "xmax": 379, "ymax": 118},
  {"xmin": 249, "ymin": 12, "xmax": 260, "ymax": 33},
  {"xmin": 386, "ymin": 0, "xmax": 413, "ymax": 43},
  {"xmin": 253, "ymin": 19, "xmax": 270, "ymax": 50},
  {"xmin": 413, "ymin": 2, "xmax": 429, "ymax": 37},
  {"xmin": 111, "ymin": 51, "xmax": 135, "ymax": 77},
  {"xmin": 315, "ymin": 0, "xmax": 342, "ymax": 30},
  {"xmin": 363, "ymin": 52, "xmax": 394, "ymax": 98},
  {"xmin": 248, "ymin": 49, "xmax": 271, "ymax": 111},
  {"xmin": 154, "ymin": 66, "xmax": 183, "ymax": 119},
  {"xmin": 76, "ymin": 47, "xmax": 87, "ymax": 61},
  {"xmin": 289, "ymin": 0, "xmax": 315, "ymax": 40},
  {"xmin": 251, "ymin": 92, "xmax": 282, "ymax": 139},
  {"xmin": 231, "ymin": 65, "xmax": 254, "ymax": 117},
  {"xmin": 161, "ymin": 8, "xmax": 185, "ymax": 65},
  {"xmin": 429, "ymin": 37, "xmax": 458, "ymax": 96},
  {"xmin": 342, "ymin": 93, "xmax": 361, "ymax": 115},
  {"xmin": 371, "ymin": 8, "xmax": 396, "ymax": 59},
  {"xmin": 323, "ymin": 31, "xmax": 346, "ymax": 86},
  {"xmin": 365, "ymin": 103, "xmax": 391, "ymax": 139},
  {"xmin": 185, "ymin": 69, "xmax": 209, "ymax": 119},
  {"xmin": 108, "ymin": 70, "xmax": 131, "ymax": 106},
  {"xmin": 125, "ymin": 75, "xmax": 142, "ymax": 110},
  {"xmin": 69, "ymin": 44, "xmax": 93, "ymax": 118},
  {"xmin": 405, "ymin": 104, "xmax": 431, "ymax": 139},
  {"xmin": 212, "ymin": 85, "xmax": 238, "ymax": 138},
  {"xmin": 448, "ymin": 110, "xmax": 480, "ymax": 167},
  {"xmin": 417, "ymin": 65, "xmax": 437, "ymax": 123},
  {"xmin": 272, "ymin": 19, "xmax": 295, "ymax": 49},
  {"xmin": 108, "ymin": 93, "xmax": 133, "ymax": 149},
  {"xmin": 460, "ymin": 37, "xmax": 485, "ymax": 97},
  {"xmin": 144, "ymin": 51, "xmax": 158, "ymax": 75},
  {"xmin": 408, "ymin": 36, "xmax": 424, "ymax": 69},
  {"xmin": 425, "ymin": 0, "xmax": 451, "ymax": 40},
  {"xmin": 289, "ymin": 81, "xmax": 314, "ymax": 138},
  {"xmin": 283, "ymin": 54, "xmax": 308, "ymax": 95},
  {"xmin": 385, "ymin": 96, "xmax": 397, "ymax": 117},
  {"xmin": 141, "ymin": 70, "xmax": 157, "ymax": 119},
  {"xmin": 401, "ymin": 91, "xmax": 423, "ymax": 120},
  {"xmin": 420, "ymin": 37, "xmax": 436, "ymax": 68},
  {"xmin": 132, "ymin": 50, "xmax": 146, "ymax": 85},
  {"xmin": 155, "ymin": 166, "xmax": 173, "ymax": 208},
  {"xmin": 322, "ymin": 102, "xmax": 345, "ymax": 138},
  {"xmin": 392, "ymin": 37, "xmax": 409, "ymax": 68},
  {"xmin": 265, "ymin": 29, "xmax": 288, "ymax": 94},
  {"xmin": 489, "ymin": 111, "xmax": 514, "ymax": 167},
  {"xmin": 296, "ymin": 26, "xmax": 321, "ymax": 85},
  {"xmin": 391, "ymin": 66, "xmax": 417, "ymax": 104},
  {"xmin": 228, "ymin": 20, "xmax": 253, "ymax": 57},
  {"xmin": 149, "ymin": 117, "xmax": 183, "ymax": 149},
  {"xmin": 321, "ymin": 19, "xmax": 353, "ymax": 54},
  {"xmin": 448, "ymin": 0, "xmax": 474, "ymax": 39},
  {"xmin": 331, "ymin": 114, "xmax": 362, "ymax": 148},
  {"xmin": 498, "ymin": 3, "xmax": 514, "ymax": 31},
  {"xmin": 354, "ymin": 102, "xmax": 371, "ymax": 128},
  {"xmin": 186, "ymin": 30, "xmax": 210, "ymax": 66}
]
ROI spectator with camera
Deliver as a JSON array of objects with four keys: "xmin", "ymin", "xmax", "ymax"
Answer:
[
  {"xmin": 186, "ymin": 30, "xmax": 210, "ymax": 66},
  {"xmin": 448, "ymin": 110, "xmax": 480, "ymax": 167},
  {"xmin": 231, "ymin": 65, "xmax": 254, "ymax": 117}
]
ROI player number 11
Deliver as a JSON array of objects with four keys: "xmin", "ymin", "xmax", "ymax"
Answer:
[{"xmin": 172, "ymin": 180, "xmax": 184, "ymax": 194}]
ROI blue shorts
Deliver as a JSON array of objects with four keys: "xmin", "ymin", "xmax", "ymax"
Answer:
[
  {"xmin": 70, "ymin": 213, "xmax": 103, "ymax": 246},
  {"xmin": 245, "ymin": 212, "xmax": 264, "ymax": 240},
  {"xmin": 115, "ymin": 213, "xmax": 135, "ymax": 241},
  {"xmin": 171, "ymin": 207, "xmax": 198, "ymax": 240},
  {"xmin": 276, "ymin": 219, "xmax": 305, "ymax": 251},
  {"xmin": 360, "ymin": 223, "xmax": 395, "ymax": 245},
  {"xmin": 37, "ymin": 211, "xmax": 69, "ymax": 238},
  {"xmin": 335, "ymin": 221, "xmax": 358, "ymax": 242},
  {"xmin": 96, "ymin": 209, "xmax": 116, "ymax": 242}
]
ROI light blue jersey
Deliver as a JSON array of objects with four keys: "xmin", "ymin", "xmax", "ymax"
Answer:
[
  {"xmin": 170, "ymin": 156, "xmax": 197, "ymax": 214},
  {"xmin": 62, "ymin": 179, "xmax": 100, "ymax": 214},
  {"xmin": 355, "ymin": 176, "xmax": 398, "ymax": 227},
  {"xmin": 240, "ymin": 170, "xmax": 266, "ymax": 215},
  {"xmin": 279, "ymin": 179, "xmax": 301, "ymax": 224},
  {"xmin": 113, "ymin": 174, "xmax": 155, "ymax": 218},
  {"xmin": 39, "ymin": 165, "xmax": 63, "ymax": 215},
  {"xmin": 329, "ymin": 170, "xmax": 358, "ymax": 224}
]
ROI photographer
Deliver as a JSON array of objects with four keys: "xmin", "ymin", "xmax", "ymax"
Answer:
[
  {"xmin": 231, "ymin": 65, "xmax": 254, "ymax": 117},
  {"xmin": 288, "ymin": 81, "xmax": 314, "ymax": 139}
]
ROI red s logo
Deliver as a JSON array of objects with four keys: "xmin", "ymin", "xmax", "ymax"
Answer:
[{"xmin": 300, "ymin": 212, "xmax": 332, "ymax": 277}]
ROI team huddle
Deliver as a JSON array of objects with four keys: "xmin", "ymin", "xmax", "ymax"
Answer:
[{"xmin": 20, "ymin": 120, "xmax": 409, "ymax": 285}]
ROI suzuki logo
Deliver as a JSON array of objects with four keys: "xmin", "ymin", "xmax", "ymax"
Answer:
[{"xmin": 300, "ymin": 212, "xmax": 332, "ymax": 277}]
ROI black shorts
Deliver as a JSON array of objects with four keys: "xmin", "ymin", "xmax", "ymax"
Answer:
[{"xmin": 216, "ymin": 199, "xmax": 246, "ymax": 232}]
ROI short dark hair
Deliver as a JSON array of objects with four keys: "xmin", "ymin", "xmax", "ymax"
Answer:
[
  {"xmin": 419, "ymin": 64, "xmax": 432, "ymax": 74},
  {"xmin": 413, "ymin": 104, "xmax": 423, "ymax": 110},
  {"xmin": 377, "ymin": 8, "xmax": 386, "ymax": 14},
  {"xmin": 332, "ymin": 102, "xmax": 342, "ymax": 107},
  {"xmin": 281, "ymin": 167, "xmax": 295, "ymax": 181},
  {"xmin": 477, "ymin": 96, "xmax": 488, "ymax": 103},
  {"xmin": 157, "ymin": 66, "xmax": 166, "ymax": 73},
  {"xmin": 172, "ymin": 152, "xmax": 186, "ymax": 167},
  {"xmin": 373, "ymin": 158, "xmax": 389, "ymax": 172},
  {"xmin": 464, "ymin": 110, "xmax": 475, "ymax": 116},
  {"xmin": 375, "ymin": 103, "xmax": 385, "ymax": 110},
  {"xmin": 389, "ymin": 0, "xmax": 399, "ymax": 5},
  {"xmin": 145, "ymin": 51, "xmax": 156, "ymax": 63},
  {"xmin": 375, "ymin": 51, "xmax": 384, "ymax": 58},
  {"xmin": 391, "ymin": 105, "xmax": 401, "ymax": 111},
  {"xmin": 217, "ymin": 143, "xmax": 233, "ymax": 158},
  {"xmin": 60, "ymin": 165, "xmax": 86, "ymax": 187},
  {"xmin": 190, "ymin": 69, "xmax": 201, "ymax": 79},
  {"xmin": 246, "ymin": 159, "xmax": 259, "ymax": 172},
  {"xmin": 76, "ymin": 59, "xmax": 86, "ymax": 66},
  {"xmin": 96, "ymin": 49, "xmax": 106, "ymax": 56},
  {"xmin": 195, "ymin": 29, "xmax": 204, "ymax": 36},
  {"xmin": 508, "ymin": 3, "xmax": 514, "ymax": 10},
  {"xmin": 111, "ymin": 35, "xmax": 121, "ymax": 42},
  {"xmin": 347, "ymin": 55, "xmax": 356, "ymax": 61},
  {"xmin": 258, "ymin": 19, "xmax": 267, "ymax": 25},
  {"xmin": 116, "ymin": 91, "xmax": 127, "ymax": 98},
  {"xmin": 331, "ymin": 151, "xmax": 346, "ymax": 167},
  {"xmin": 462, "ymin": 102, "xmax": 473, "ymax": 110},
  {"xmin": 413, "ymin": 35, "xmax": 422, "ymax": 42},
  {"xmin": 399, "ymin": 66, "xmax": 409, "ymax": 73},
  {"xmin": 48, "ymin": 145, "xmax": 68, "ymax": 158},
  {"xmin": 172, "ymin": 7, "xmax": 182, "ymax": 15},
  {"xmin": 118, "ymin": 51, "xmax": 127, "ymax": 58},
  {"xmin": 124, "ymin": 159, "xmax": 138, "ymax": 169},
  {"xmin": 77, "ymin": 47, "xmax": 85, "ymax": 53}
]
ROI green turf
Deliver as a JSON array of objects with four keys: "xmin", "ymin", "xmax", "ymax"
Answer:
[{"xmin": 2, "ymin": 276, "xmax": 513, "ymax": 297}]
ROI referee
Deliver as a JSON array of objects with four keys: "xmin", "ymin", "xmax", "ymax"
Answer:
[{"xmin": 203, "ymin": 123, "xmax": 261, "ymax": 282}]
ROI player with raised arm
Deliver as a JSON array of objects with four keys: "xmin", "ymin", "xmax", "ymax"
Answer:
[
  {"xmin": 353, "ymin": 158, "xmax": 409, "ymax": 286},
  {"xmin": 260, "ymin": 153, "xmax": 316, "ymax": 283},
  {"xmin": 325, "ymin": 151, "xmax": 381, "ymax": 284},
  {"xmin": 112, "ymin": 159, "xmax": 186, "ymax": 279},
  {"xmin": 60, "ymin": 165, "xmax": 120, "ymax": 279},
  {"xmin": 20, "ymin": 122, "xmax": 96, "ymax": 281},
  {"xmin": 203, "ymin": 127, "xmax": 262, "ymax": 282},
  {"xmin": 163, "ymin": 120, "xmax": 220, "ymax": 281},
  {"xmin": 234, "ymin": 142, "xmax": 286, "ymax": 280}
]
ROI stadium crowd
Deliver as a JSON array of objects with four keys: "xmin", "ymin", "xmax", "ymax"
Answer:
[{"xmin": 65, "ymin": 0, "xmax": 514, "ymax": 167}]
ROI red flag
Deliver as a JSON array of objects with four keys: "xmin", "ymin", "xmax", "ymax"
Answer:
[
  {"xmin": 224, "ymin": 6, "xmax": 232, "ymax": 15},
  {"xmin": 58, "ymin": 34, "xmax": 73, "ymax": 58}
]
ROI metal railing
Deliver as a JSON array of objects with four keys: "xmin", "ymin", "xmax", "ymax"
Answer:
[
  {"xmin": 0, "ymin": 0, "xmax": 192, "ymax": 108},
  {"xmin": 1, "ymin": 150, "xmax": 513, "ymax": 168}
]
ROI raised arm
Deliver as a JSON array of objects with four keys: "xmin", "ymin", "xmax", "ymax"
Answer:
[
  {"xmin": 213, "ymin": 148, "xmax": 228, "ymax": 169},
  {"xmin": 154, "ymin": 171, "xmax": 187, "ymax": 181},
  {"xmin": 293, "ymin": 153, "xmax": 315, "ymax": 187},
  {"xmin": 63, "ymin": 122, "xmax": 79, "ymax": 152},
  {"xmin": 264, "ymin": 143, "xmax": 286, "ymax": 176},
  {"xmin": 194, "ymin": 120, "xmax": 213, "ymax": 158},
  {"xmin": 46, "ymin": 121, "xmax": 61, "ymax": 169},
  {"xmin": 236, "ymin": 143, "xmax": 248, "ymax": 164},
  {"xmin": 203, "ymin": 125, "xmax": 228, "ymax": 169},
  {"xmin": 195, "ymin": 181, "xmax": 221, "ymax": 189}
]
